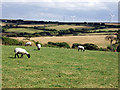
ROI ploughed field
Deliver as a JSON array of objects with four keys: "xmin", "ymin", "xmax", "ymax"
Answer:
[{"xmin": 2, "ymin": 45, "xmax": 118, "ymax": 88}]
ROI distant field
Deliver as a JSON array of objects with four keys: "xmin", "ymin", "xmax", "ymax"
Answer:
[
  {"xmin": 105, "ymin": 23, "xmax": 120, "ymax": 25},
  {"xmin": 18, "ymin": 24, "xmax": 57, "ymax": 27},
  {"xmin": 2, "ymin": 22, "xmax": 14, "ymax": 26},
  {"xmin": 11, "ymin": 35, "xmax": 114, "ymax": 48},
  {"xmin": 6, "ymin": 28, "xmax": 44, "ymax": 33},
  {"xmin": 45, "ymin": 25, "xmax": 94, "ymax": 30},
  {"xmin": 2, "ymin": 46, "xmax": 118, "ymax": 88},
  {"xmin": 91, "ymin": 28, "xmax": 119, "ymax": 32}
]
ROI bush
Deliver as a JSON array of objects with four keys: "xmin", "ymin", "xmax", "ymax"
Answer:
[
  {"xmin": 2, "ymin": 37, "xmax": 25, "ymax": 45},
  {"xmin": 31, "ymin": 40, "xmax": 43, "ymax": 46},
  {"xmin": 72, "ymin": 43, "xmax": 82, "ymax": 48},
  {"xmin": 98, "ymin": 47, "xmax": 109, "ymax": 51},
  {"xmin": 47, "ymin": 42, "xmax": 70, "ymax": 48},
  {"xmin": 117, "ymin": 45, "xmax": 120, "ymax": 52},
  {"xmin": 107, "ymin": 44, "xmax": 118, "ymax": 51},
  {"xmin": 72, "ymin": 43, "xmax": 99, "ymax": 50},
  {"xmin": 84, "ymin": 43, "xmax": 99, "ymax": 50}
]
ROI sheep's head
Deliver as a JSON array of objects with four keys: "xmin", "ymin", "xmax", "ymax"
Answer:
[{"xmin": 27, "ymin": 54, "xmax": 30, "ymax": 58}]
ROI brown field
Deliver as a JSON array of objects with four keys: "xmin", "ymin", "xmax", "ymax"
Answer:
[
  {"xmin": 98, "ymin": 28, "xmax": 119, "ymax": 31},
  {"xmin": 105, "ymin": 23, "xmax": 120, "ymax": 25},
  {"xmin": 1, "ymin": 22, "xmax": 15, "ymax": 26},
  {"xmin": 10, "ymin": 35, "xmax": 117, "ymax": 48}
]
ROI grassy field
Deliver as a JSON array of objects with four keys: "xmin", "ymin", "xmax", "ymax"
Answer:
[
  {"xmin": 6, "ymin": 28, "xmax": 44, "ymax": 33},
  {"xmin": 90, "ymin": 28, "xmax": 119, "ymax": 32},
  {"xmin": 2, "ymin": 45, "xmax": 118, "ymax": 88},
  {"xmin": 18, "ymin": 24, "xmax": 57, "ymax": 27},
  {"xmin": 45, "ymin": 25, "xmax": 93, "ymax": 30},
  {"xmin": 11, "ymin": 35, "xmax": 112, "ymax": 48}
]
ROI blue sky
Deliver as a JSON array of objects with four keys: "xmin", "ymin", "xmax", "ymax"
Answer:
[{"xmin": 1, "ymin": 0, "xmax": 119, "ymax": 22}]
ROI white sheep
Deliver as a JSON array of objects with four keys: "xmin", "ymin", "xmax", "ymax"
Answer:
[
  {"xmin": 14, "ymin": 48, "xmax": 30, "ymax": 58},
  {"xmin": 78, "ymin": 46, "xmax": 85, "ymax": 51},
  {"xmin": 36, "ymin": 44, "xmax": 41, "ymax": 50},
  {"xmin": 25, "ymin": 42, "xmax": 32, "ymax": 46}
]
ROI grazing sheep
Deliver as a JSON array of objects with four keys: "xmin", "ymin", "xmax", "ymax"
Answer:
[
  {"xmin": 36, "ymin": 43, "xmax": 41, "ymax": 50},
  {"xmin": 78, "ymin": 46, "xmax": 85, "ymax": 51},
  {"xmin": 25, "ymin": 42, "xmax": 32, "ymax": 46},
  {"xmin": 14, "ymin": 48, "xmax": 30, "ymax": 58}
]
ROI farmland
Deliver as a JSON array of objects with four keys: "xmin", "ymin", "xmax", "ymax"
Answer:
[
  {"xmin": 45, "ymin": 25, "xmax": 94, "ymax": 30},
  {"xmin": 6, "ymin": 28, "xmax": 44, "ymax": 33},
  {"xmin": 18, "ymin": 24, "xmax": 57, "ymax": 27},
  {"xmin": 11, "ymin": 35, "xmax": 112, "ymax": 48},
  {"xmin": 2, "ymin": 19, "xmax": 119, "ymax": 37},
  {"xmin": 2, "ymin": 45, "xmax": 118, "ymax": 88},
  {"xmin": 90, "ymin": 28, "xmax": 119, "ymax": 32}
]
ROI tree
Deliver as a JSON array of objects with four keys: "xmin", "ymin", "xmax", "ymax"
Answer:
[
  {"xmin": 105, "ymin": 35, "xmax": 117, "ymax": 51},
  {"xmin": 117, "ymin": 30, "xmax": 120, "ymax": 43}
]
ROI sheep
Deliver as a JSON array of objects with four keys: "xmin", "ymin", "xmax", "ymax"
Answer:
[
  {"xmin": 14, "ymin": 48, "xmax": 30, "ymax": 58},
  {"xmin": 25, "ymin": 42, "xmax": 32, "ymax": 46},
  {"xmin": 78, "ymin": 46, "xmax": 85, "ymax": 51},
  {"xmin": 36, "ymin": 43, "xmax": 41, "ymax": 50}
]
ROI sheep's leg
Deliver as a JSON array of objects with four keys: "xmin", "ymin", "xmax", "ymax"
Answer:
[
  {"xmin": 15, "ymin": 53, "xmax": 19, "ymax": 58},
  {"xmin": 78, "ymin": 48, "xmax": 79, "ymax": 51},
  {"xmin": 80, "ymin": 48, "xmax": 82, "ymax": 51},
  {"xmin": 17, "ymin": 54, "xmax": 19, "ymax": 58},
  {"xmin": 15, "ymin": 54, "xmax": 17, "ymax": 58},
  {"xmin": 21, "ymin": 54, "xmax": 23, "ymax": 58}
]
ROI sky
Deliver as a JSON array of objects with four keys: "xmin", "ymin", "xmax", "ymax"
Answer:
[{"xmin": 1, "ymin": 0, "xmax": 119, "ymax": 22}]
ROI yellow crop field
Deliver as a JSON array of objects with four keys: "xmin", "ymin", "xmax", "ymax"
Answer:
[{"xmin": 10, "ymin": 35, "xmax": 116, "ymax": 48}]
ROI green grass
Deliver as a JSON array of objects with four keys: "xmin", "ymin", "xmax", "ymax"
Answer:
[
  {"xmin": 2, "ymin": 45, "xmax": 118, "ymax": 88},
  {"xmin": 90, "ymin": 28, "xmax": 119, "ymax": 32},
  {"xmin": 6, "ymin": 28, "xmax": 44, "ymax": 33},
  {"xmin": 45, "ymin": 25, "xmax": 93, "ymax": 30}
]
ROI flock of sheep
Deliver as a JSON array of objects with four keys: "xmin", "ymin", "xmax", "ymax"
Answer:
[
  {"xmin": 14, "ymin": 42, "xmax": 41, "ymax": 58},
  {"xmin": 14, "ymin": 41, "xmax": 85, "ymax": 58}
]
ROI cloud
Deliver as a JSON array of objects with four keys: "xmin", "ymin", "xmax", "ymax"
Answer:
[
  {"xmin": 2, "ymin": 1, "xmax": 118, "ymax": 22},
  {"xmin": 2, "ymin": 0, "xmax": 119, "ymax": 2},
  {"xmin": 13, "ymin": 1, "xmax": 109, "ymax": 11}
]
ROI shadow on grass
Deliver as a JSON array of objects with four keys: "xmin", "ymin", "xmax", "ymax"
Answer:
[
  {"xmin": 8, "ymin": 57, "xmax": 23, "ymax": 59},
  {"xmin": 8, "ymin": 56, "xmax": 15, "ymax": 59},
  {"xmin": 33, "ymin": 49, "xmax": 40, "ymax": 51}
]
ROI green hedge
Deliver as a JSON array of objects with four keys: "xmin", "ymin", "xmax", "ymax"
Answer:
[
  {"xmin": 31, "ymin": 40, "xmax": 43, "ymax": 46},
  {"xmin": 72, "ymin": 43, "xmax": 99, "ymax": 50},
  {"xmin": 47, "ymin": 42, "xmax": 70, "ymax": 48},
  {"xmin": 2, "ymin": 37, "xmax": 25, "ymax": 45},
  {"xmin": 117, "ymin": 45, "xmax": 120, "ymax": 52}
]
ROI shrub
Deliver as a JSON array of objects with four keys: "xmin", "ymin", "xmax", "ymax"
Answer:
[
  {"xmin": 117, "ymin": 45, "xmax": 120, "ymax": 52},
  {"xmin": 107, "ymin": 44, "xmax": 118, "ymax": 51},
  {"xmin": 72, "ymin": 43, "xmax": 82, "ymax": 48},
  {"xmin": 84, "ymin": 43, "xmax": 99, "ymax": 50},
  {"xmin": 2, "ymin": 37, "xmax": 24, "ymax": 45},
  {"xmin": 31, "ymin": 40, "xmax": 43, "ymax": 46},
  {"xmin": 98, "ymin": 48, "xmax": 109, "ymax": 51},
  {"xmin": 72, "ymin": 43, "xmax": 99, "ymax": 50},
  {"xmin": 47, "ymin": 42, "xmax": 70, "ymax": 48}
]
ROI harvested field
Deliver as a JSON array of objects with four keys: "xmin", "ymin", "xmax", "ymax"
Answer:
[
  {"xmin": 10, "ymin": 35, "xmax": 116, "ymax": 48},
  {"xmin": 45, "ymin": 25, "xmax": 94, "ymax": 30}
]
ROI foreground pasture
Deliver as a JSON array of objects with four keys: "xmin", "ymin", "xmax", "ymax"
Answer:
[{"xmin": 2, "ymin": 46, "xmax": 118, "ymax": 88}]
